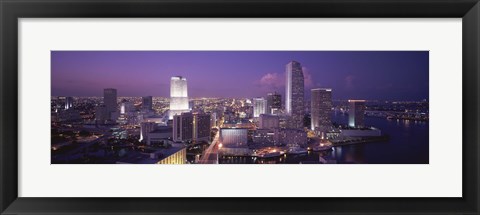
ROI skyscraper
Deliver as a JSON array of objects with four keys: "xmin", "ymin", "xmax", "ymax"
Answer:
[
  {"xmin": 266, "ymin": 92, "xmax": 281, "ymax": 114},
  {"xmin": 253, "ymin": 97, "xmax": 267, "ymax": 118},
  {"xmin": 173, "ymin": 112, "xmax": 194, "ymax": 142},
  {"xmin": 169, "ymin": 76, "xmax": 189, "ymax": 119},
  {"xmin": 311, "ymin": 88, "xmax": 333, "ymax": 131},
  {"xmin": 95, "ymin": 105, "xmax": 108, "ymax": 123},
  {"xmin": 193, "ymin": 113, "xmax": 211, "ymax": 142},
  {"xmin": 285, "ymin": 61, "xmax": 305, "ymax": 129},
  {"xmin": 120, "ymin": 99, "xmax": 134, "ymax": 114},
  {"xmin": 104, "ymin": 88, "xmax": 117, "ymax": 119},
  {"xmin": 348, "ymin": 100, "xmax": 366, "ymax": 128},
  {"xmin": 142, "ymin": 96, "xmax": 153, "ymax": 111}
]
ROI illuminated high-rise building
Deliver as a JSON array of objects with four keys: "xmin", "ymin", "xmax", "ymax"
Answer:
[
  {"xmin": 103, "ymin": 88, "xmax": 117, "ymax": 114},
  {"xmin": 266, "ymin": 92, "xmax": 281, "ymax": 114},
  {"xmin": 311, "ymin": 88, "xmax": 333, "ymax": 131},
  {"xmin": 220, "ymin": 128, "xmax": 248, "ymax": 148},
  {"xmin": 54, "ymin": 96, "xmax": 75, "ymax": 112},
  {"xmin": 348, "ymin": 100, "xmax": 366, "ymax": 128},
  {"xmin": 120, "ymin": 99, "xmax": 135, "ymax": 114},
  {"xmin": 64, "ymin": 97, "xmax": 74, "ymax": 110},
  {"xmin": 169, "ymin": 76, "xmax": 189, "ymax": 119},
  {"xmin": 253, "ymin": 97, "xmax": 267, "ymax": 118},
  {"xmin": 285, "ymin": 61, "xmax": 305, "ymax": 128},
  {"xmin": 118, "ymin": 99, "xmax": 132, "ymax": 124},
  {"xmin": 142, "ymin": 96, "xmax": 153, "ymax": 111}
]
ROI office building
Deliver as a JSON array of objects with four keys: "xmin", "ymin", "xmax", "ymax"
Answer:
[
  {"xmin": 64, "ymin": 97, "xmax": 74, "ymax": 110},
  {"xmin": 253, "ymin": 97, "xmax": 267, "ymax": 118},
  {"xmin": 348, "ymin": 100, "xmax": 366, "ymax": 128},
  {"xmin": 169, "ymin": 76, "xmax": 189, "ymax": 119},
  {"xmin": 311, "ymin": 88, "xmax": 333, "ymax": 131},
  {"xmin": 193, "ymin": 113, "xmax": 211, "ymax": 142},
  {"xmin": 57, "ymin": 109, "xmax": 81, "ymax": 122},
  {"xmin": 266, "ymin": 92, "xmax": 281, "ymax": 114},
  {"xmin": 285, "ymin": 61, "xmax": 305, "ymax": 129},
  {"xmin": 147, "ymin": 126, "xmax": 173, "ymax": 146},
  {"xmin": 95, "ymin": 105, "xmax": 108, "ymax": 123},
  {"xmin": 173, "ymin": 112, "xmax": 194, "ymax": 142},
  {"xmin": 142, "ymin": 96, "xmax": 153, "ymax": 111},
  {"xmin": 104, "ymin": 88, "xmax": 117, "ymax": 114},
  {"xmin": 120, "ymin": 99, "xmax": 134, "ymax": 114},
  {"xmin": 54, "ymin": 96, "xmax": 74, "ymax": 112},
  {"xmin": 274, "ymin": 128, "xmax": 307, "ymax": 147},
  {"xmin": 252, "ymin": 129, "xmax": 275, "ymax": 145},
  {"xmin": 259, "ymin": 114, "xmax": 280, "ymax": 129},
  {"xmin": 220, "ymin": 128, "xmax": 248, "ymax": 148},
  {"xmin": 220, "ymin": 128, "xmax": 248, "ymax": 146},
  {"xmin": 140, "ymin": 122, "xmax": 156, "ymax": 142},
  {"xmin": 117, "ymin": 99, "xmax": 131, "ymax": 125}
]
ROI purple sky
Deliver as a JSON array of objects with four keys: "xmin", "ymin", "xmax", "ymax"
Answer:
[{"xmin": 51, "ymin": 51, "xmax": 428, "ymax": 100}]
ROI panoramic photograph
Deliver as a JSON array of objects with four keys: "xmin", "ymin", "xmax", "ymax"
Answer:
[{"xmin": 51, "ymin": 51, "xmax": 429, "ymax": 164}]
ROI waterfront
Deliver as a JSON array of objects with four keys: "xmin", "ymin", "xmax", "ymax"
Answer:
[
  {"xmin": 218, "ymin": 113, "xmax": 429, "ymax": 164},
  {"xmin": 51, "ymin": 51, "xmax": 429, "ymax": 164}
]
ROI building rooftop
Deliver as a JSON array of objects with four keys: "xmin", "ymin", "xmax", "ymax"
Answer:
[
  {"xmin": 149, "ymin": 126, "xmax": 172, "ymax": 134},
  {"xmin": 116, "ymin": 146, "xmax": 185, "ymax": 164},
  {"xmin": 171, "ymin": 76, "xmax": 186, "ymax": 80},
  {"xmin": 311, "ymin": 88, "xmax": 332, "ymax": 91}
]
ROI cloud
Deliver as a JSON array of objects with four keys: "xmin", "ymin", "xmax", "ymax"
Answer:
[
  {"xmin": 345, "ymin": 75, "xmax": 355, "ymax": 90},
  {"xmin": 256, "ymin": 72, "xmax": 285, "ymax": 90},
  {"xmin": 302, "ymin": 67, "xmax": 314, "ymax": 88},
  {"xmin": 256, "ymin": 67, "xmax": 314, "ymax": 92}
]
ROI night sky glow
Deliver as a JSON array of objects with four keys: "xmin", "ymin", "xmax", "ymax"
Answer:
[{"xmin": 51, "ymin": 51, "xmax": 428, "ymax": 100}]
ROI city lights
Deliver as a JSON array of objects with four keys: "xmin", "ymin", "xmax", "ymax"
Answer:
[{"xmin": 51, "ymin": 51, "xmax": 429, "ymax": 164}]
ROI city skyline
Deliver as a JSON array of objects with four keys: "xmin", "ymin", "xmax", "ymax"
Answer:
[
  {"xmin": 51, "ymin": 51, "xmax": 429, "ymax": 100},
  {"xmin": 51, "ymin": 51, "xmax": 429, "ymax": 165}
]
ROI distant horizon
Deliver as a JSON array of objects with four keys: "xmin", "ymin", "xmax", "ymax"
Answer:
[
  {"xmin": 50, "ymin": 95, "xmax": 428, "ymax": 102},
  {"xmin": 51, "ymin": 51, "xmax": 429, "ymax": 100}
]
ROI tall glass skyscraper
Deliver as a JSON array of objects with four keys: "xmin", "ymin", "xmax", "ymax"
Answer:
[
  {"xmin": 285, "ymin": 61, "xmax": 305, "ymax": 129},
  {"xmin": 311, "ymin": 88, "xmax": 332, "ymax": 131},
  {"xmin": 169, "ymin": 76, "xmax": 189, "ymax": 119}
]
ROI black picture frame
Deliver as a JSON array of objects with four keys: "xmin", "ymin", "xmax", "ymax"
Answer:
[{"xmin": 1, "ymin": 0, "xmax": 479, "ymax": 214}]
